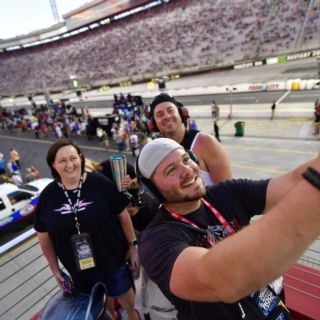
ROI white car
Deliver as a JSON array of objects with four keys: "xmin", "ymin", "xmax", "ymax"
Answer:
[
  {"xmin": 0, "ymin": 178, "xmax": 52, "ymax": 232},
  {"xmin": 19, "ymin": 178, "xmax": 53, "ymax": 196}
]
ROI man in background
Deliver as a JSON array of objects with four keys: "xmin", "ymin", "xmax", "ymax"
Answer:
[{"xmin": 149, "ymin": 93, "xmax": 232, "ymax": 185}]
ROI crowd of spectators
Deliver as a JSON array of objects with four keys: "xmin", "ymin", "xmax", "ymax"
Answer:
[
  {"xmin": 0, "ymin": 0, "xmax": 319, "ymax": 96},
  {"xmin": 0, "ymin": 101, "xmax": 85, "ymax": 139},
  {"xmin": 301, "ymin": 0, "xmax": 320, "ymax": 48},
  {"xmin": 0, "ymin": 93, "xmax": 154, "ymax": 158},
  {"xmin": 256, "ymin": 0, "xmax": 318, "ymax": 56}
]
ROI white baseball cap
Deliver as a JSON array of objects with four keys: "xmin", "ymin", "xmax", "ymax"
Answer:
[{"xmin": 138, "ymin": 138, "xmax": 183, "ymax": 179}]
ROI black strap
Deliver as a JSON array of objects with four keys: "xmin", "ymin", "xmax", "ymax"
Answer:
[
  {"xmin": 302, "ymin": 166, "xmax": 320, "ymax": 191},
  {"xmin": 59, "ymin": 175, "xmax": 84, "ymax": 234},
  {"xmin": 181, "ymin": 129, "xmax": 199, "ymax": 150}
]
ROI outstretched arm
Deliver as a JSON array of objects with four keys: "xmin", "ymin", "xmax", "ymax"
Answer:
[
  {"xmin": 265, "ymin": 152, "xmax": 319, "ymax": 210},
  {"xmin": 169, "ymin": 170, "xmax": 320, "ymax": 303}
]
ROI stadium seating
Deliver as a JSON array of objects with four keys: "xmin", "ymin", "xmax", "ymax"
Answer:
[{"xmin": 0, "ymin": 0, "xmax": 319, "ymax": 96}]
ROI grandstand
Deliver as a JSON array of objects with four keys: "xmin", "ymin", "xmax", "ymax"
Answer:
[
  {"xmin": 0, "ymin": 0, "xmax": 319, "ymax": 99},
  {"xmin": 0, "ymin": 2, "xmax": 320, "ymax": 319}
]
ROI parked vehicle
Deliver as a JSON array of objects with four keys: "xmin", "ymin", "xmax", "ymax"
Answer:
[
  {"xmin": 0, "ymin": 178, "xmax": 52, "ymax": 232},
  {"xmin": 19, "ymin": 178, "xmax": 53, "ymax": 196}
]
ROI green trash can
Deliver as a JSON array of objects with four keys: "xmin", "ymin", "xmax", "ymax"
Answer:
[{"xmin": 234, "ymin": 121, "xmax": 245, "ymax": 137}]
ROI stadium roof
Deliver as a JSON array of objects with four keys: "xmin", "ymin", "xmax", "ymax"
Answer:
[{"xmin": 0, "ymin": 0, "xmax": 94, "ymax": 40}]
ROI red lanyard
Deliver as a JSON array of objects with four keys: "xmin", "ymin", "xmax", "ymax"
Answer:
[{"xmin": 165, "ymin": 198, "xmax": 235, "ymax": 235}]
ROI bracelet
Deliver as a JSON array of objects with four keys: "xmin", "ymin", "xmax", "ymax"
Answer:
[
  {"xmin": 302, "ymin": 167, "xmax": 320, "ymax": 191},
  {"xmin": 128, "ymin": 239, "xmax": 138, "ymax": 246}
]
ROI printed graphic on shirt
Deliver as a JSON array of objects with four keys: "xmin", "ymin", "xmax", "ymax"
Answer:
[
  {"xmin": 54, "ymin": 200, "xmax": 93, "ymax": 215},
  {"xmin": 208, "ymin": 219, "xmax": 241, "ymax": 243},
  {"xmin": 194, "ymin": 219, "xmax": 241, "ymax": 247}
]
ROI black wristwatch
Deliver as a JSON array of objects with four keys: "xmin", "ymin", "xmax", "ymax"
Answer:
[
  {"xmin": 302, "ymin": 167, "xmax": 320, "ymax": 191},
  {"xmin": 128, "ymin": 239, "xmax": 138, "ymax": 246}
]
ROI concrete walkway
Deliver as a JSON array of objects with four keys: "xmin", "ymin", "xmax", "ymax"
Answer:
[
  {"xmin": 179, "ymin": 101, "xmax": 319, "ymax": 141},
  {"xmin": 195, "ymin": 117, "xmax": 319, "ymax": 141}
]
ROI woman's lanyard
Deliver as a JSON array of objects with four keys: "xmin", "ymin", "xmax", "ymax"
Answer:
[
  {"xmin": 165, "ymin": 198, "xmax": 235, "ymax": 245},
  {"xmin": 59, "ymin": 175, "xmax": 84, "ymax": 234},
  {"xmin": 59, "ymin": 174, "xmax": 96, "ymax": 271}
]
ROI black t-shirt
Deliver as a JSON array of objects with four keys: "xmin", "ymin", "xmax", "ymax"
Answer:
[
  {"xmin": 34, "ymin": 172, "xmax": 130, "ymax": 292},
  {"xmin": 139, "ymin": 179, "xmax": 288, "ymax": 320}
]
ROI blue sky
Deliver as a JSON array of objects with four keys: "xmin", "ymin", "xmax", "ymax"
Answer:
[{"xmin": 0, "ymin": 0, "xmax": 91, "ymax": 39}]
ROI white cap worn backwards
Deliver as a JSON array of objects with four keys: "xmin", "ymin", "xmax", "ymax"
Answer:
[{"xmin": 138, "ymin": 138, "xmax": 183, "ymax": 179}]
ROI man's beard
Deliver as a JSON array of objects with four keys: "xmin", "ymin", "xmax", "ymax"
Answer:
[{"xmin": 162, "ymin": 179, "xmax": 206, "ymax": 204}]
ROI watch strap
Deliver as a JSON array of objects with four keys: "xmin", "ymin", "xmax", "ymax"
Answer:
[
  {"xmin": 302, "ymin": 167, "xmax": 320, "ymax": 191},
  {"xmin": 128, "ymin": 239, "xmax": 138, "ymax": 246}
]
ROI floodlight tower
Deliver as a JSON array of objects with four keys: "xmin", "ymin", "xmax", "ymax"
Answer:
[{"xmin": 50, "ymin": 0, "xmax": 60, "ymax": 22}]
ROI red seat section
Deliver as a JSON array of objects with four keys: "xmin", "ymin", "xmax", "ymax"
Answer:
[{"xmin": 284, "ymin": 263, "xmax": 320, "ymax": 320}]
